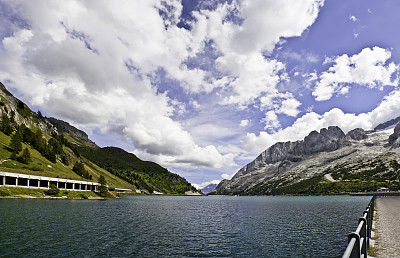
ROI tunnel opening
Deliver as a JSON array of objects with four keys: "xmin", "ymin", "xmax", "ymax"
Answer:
[
  {"xmin": 5, "ymin": 176, "xmax": 17, "ymax": 185},
  {"xmin": 17, "ymin": 178, "xmax": 28, "ymax": 186},
  {"xmin": 29, "ymin": 179, "xmax": 39, "ymax": 187}
]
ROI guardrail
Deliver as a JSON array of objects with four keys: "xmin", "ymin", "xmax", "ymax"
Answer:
[
  {"xmin": 374, "ymin": 192, "xmax": 400, "ymax": 197},
  {"xmin": 342, "ymin": 196, "xmax": 375, "ymax": 258}
]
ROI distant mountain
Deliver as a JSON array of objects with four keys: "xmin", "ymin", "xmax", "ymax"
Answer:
[
  {"xmin": 200, "ymin": 183, "xmax": 218, "ymax": 194},
  {"xmin": 374, "ymin": 116, "xmax": 400, "ymax": 131},
  {"xmin": 215, "ymin": 124, "xmax": 400, "ymax": 195}
]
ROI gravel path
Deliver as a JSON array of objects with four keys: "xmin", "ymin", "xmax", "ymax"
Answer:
[{"xmin": 375, "ymin": 196, "xmax": 400, "ymax": 257}]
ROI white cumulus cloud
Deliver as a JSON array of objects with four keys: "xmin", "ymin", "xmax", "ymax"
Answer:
[{"xmin": 313, "ymin": 47, "xmax": 399, "ymax": 101}]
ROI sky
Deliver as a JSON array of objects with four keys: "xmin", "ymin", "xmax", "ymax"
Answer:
[{"xmin": 2, "ymin": 0, "xmax": 400, "ymax": 189}]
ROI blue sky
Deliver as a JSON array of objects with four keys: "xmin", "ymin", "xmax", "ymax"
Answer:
[{"xmin": 1, "ymin": 0, "xmax": 400, "ymax": 189}]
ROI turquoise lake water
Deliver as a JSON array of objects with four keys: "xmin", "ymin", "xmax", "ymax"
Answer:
[{"xmin": 0, "ymin": 195, "xmax": 370, "ymax": 257}]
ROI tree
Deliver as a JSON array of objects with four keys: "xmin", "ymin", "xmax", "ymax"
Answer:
[
  {"xmin": 37, "ymin": 111, "xmax": 43, "ymax": 120},
  {"xmin": 1, "ymin": 113, "xmax": 13, "ymax": 135},
  {"xmin": 46, "ymin": 184, "xmax": 60, "ymax": 196},
  {"xmin": 9, "ymin": 132, "xmax": 22, "ymax": 153},
  {"xmin": 48, "ymin": 138, "xmax": 62, "ymax": 155},
  {"xmin": 20, "ymin": 124, "xmax": 33, "ymax": 144},
  {"xmin": 32, "ymin": 129, "xmax": 45, "ymax": 153},
  {"xmin": 61, "ymin": 154, "xmax": 69, "ymax": 166},
  {"xmin": 73, "ymin": 161, "xmax": 85, "ymax": 175},
  {"xmin": 98, "ymin": 175, "xmax": 108, "ymax": 197},
  {"xmin": 17, "ymin": 100, "xmax": 25, "ymax": 109},
  {"xmin": 18, "ymin": 147, "xmax": 32, "ymax": 164},
  {"xmin": 73, "ymin": 161, "xmax": 91, "ymax": 179},
  {"xmin": 44, "ymin": 146, "xmax": 56, "ymax": 163}
]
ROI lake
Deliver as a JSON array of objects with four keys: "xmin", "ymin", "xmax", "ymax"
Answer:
[{"xmin": 0, "ymin": 195, "xmax": 370, "ymax": 257}]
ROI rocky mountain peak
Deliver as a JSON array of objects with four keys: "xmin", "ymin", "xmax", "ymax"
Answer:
[
  {"xmin": 47, "ymin": 117, "xmax": 96, "ymax": 146},
  {"xmin": 321, "ymin": 126, "xmax": 346, "ymax": 140},
  {"xmin": 293, "ymin": 126, "xmax": 349, "ymax": 156},
  {"xmin": 346, "ymin": 128, "xmax": 368, "ymax": 141},
  {"xmin": 223, "ymin": 126, "xmax": 350, "ymax": 186},
  {"xmin": 214, "ymin": 125, "xmax": 378, "ymax": 195}
]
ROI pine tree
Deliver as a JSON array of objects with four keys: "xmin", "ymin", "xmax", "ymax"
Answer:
[
  {"xmin": 37, "ymin": 111, "xmax": 43, "ymax": 120},
  {"xmin": 98, "ymin": 175, "xmax": 108, "ymax": 197},
  {"xmin": 32, "ymin": 129, "xmax": 45, "ymax": 153},
  {"xmin": 18, "ymin": 147, "xmax": 32, "ymax": 164},
  {"xmin": 44, "ymin": 146, "xmax": 56, "ymax": 163},
  {"xmin": 48, "ymin": 138, "xmax": 62, "ymax": 155},
  {"xmin": 20, "ymin": 124, "xmax": 33, "ymax": 144},
  {"xmin": 73, "ymin": 161, "xmax": 90, "ymax": 179},
  {"xmin": 61, "ymin": 154, "xmax": 69, "ymax": 166},
  {"xmin": 9, "ymin": 132, "xmax": 22, "ymax": 153},
  {"xmin": 1, "ymin": 113, "xmax": 13, "ymax": 135}
]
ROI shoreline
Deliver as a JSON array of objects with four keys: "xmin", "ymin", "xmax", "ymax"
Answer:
[
  {"xmin": 0, "ymin": 194, "xmax": 104, "ymax": 199},
  {"xmin": 0, "ymin": 186, "xmax": 112, "ymax": 199}
]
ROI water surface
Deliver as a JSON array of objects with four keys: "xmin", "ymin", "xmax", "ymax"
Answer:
[{"xmin": 0, "ymin": 195, "xmax": 370, "ymax": 257}]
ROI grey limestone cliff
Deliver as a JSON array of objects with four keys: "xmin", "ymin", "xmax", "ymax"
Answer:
[
  {"xmin": 215, "ymin": 124, "xmax": 397, "ymax": 195},
  {"xmin": 346, "ymin": 128, "xmax": 368, "ymax": 141},
  {"xmin": 230, "ymin": 126, "xmax": 349, "ymax": 181}
]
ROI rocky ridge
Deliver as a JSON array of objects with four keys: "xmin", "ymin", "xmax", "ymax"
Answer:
[
  {"xmin": 47, "ymin": 117, "xmax": 95, "ymax": 145},
  {"xmin": 215, "ymin": 123, "xmax": 400, "ymax": 195},
  {"xmin": 0, "ymin": 82, "xmax": 57, "ymax": 135}
]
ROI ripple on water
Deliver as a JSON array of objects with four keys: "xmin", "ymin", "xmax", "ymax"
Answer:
[{"xmin": 0, "ymin": 195, "xmax": 370, "ymax": 257}]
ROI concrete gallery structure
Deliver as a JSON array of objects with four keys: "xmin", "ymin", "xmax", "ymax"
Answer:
[{"xmin": 0, "ymin": 171, "xmax": 100, "ymax": 191}]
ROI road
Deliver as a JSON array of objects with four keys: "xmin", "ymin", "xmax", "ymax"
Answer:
[{"xmin": 374, "ymin": 196, "xmax": 400, "ymax": 257}]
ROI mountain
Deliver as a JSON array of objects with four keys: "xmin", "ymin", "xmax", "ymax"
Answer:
[
  {"xmin": 0, "ymin": 82, "xmax": 132, "ymax": 190},
  {"xmin": 47, "ymin": 117, "xmax": 95, "ymax": 146},
  {"xmin": 373, "ymin": 116, "xmax": 400, "ymax": 132},
  {"xmin": 200, "ymin": 183, "xmax": 218, "ymax": 194},
  {"xmin": 215, "ymin": 124, "xmax": 400, "ymax": 195},
  {"xmin": 0, "ymin": 82, "xmax": 57, "ymax": 135},
  {"xmin": 0, "ymin": 81, "xmax": 199, "ymax": 195}
]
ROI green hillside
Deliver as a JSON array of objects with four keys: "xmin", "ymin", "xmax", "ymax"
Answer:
[
  {"xmin": 79, "ymin": 146, "xmax": 198, "ymax": 194},
  {"xmin": 0, "ymin": 125, "xmax": 134, "ymax": 189}
]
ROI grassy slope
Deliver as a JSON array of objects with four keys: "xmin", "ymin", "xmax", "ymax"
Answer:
[
  {"xmin": 79, "ymin": 146, "xmax": 198, "ymax": 194},
  {"xmin": 0, "ymin": 186, "xmax": 101, "ymax": 199},
  {"xmin": 0, "ymin": 130, "xmax": 135, "ymax": 189}
]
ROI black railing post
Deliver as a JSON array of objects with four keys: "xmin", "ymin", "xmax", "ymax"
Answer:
[
  {"xmin": 364, "ymin": 209, "xmax": 370, "ymax": 247},
  {"xmin": 347, "ymin": 233, "xmax": 360, "ymax": 258},
  {"xmin": 359, "ymin": 216, "xmax": 367, "ymax": 256}
]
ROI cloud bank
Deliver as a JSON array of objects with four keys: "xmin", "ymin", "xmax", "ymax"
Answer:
[{"xmin": 0, "ymin": 0, "xmax": 324, "ymax": 172}]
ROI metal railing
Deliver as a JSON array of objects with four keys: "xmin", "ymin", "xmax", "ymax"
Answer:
[
  {"xmin": 342, "ymin": 196, "xmax": 375, "ymax": 258},
  {"xmin": 374, "ymin": 192, "xmax": 400, "ymax": 197}
]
